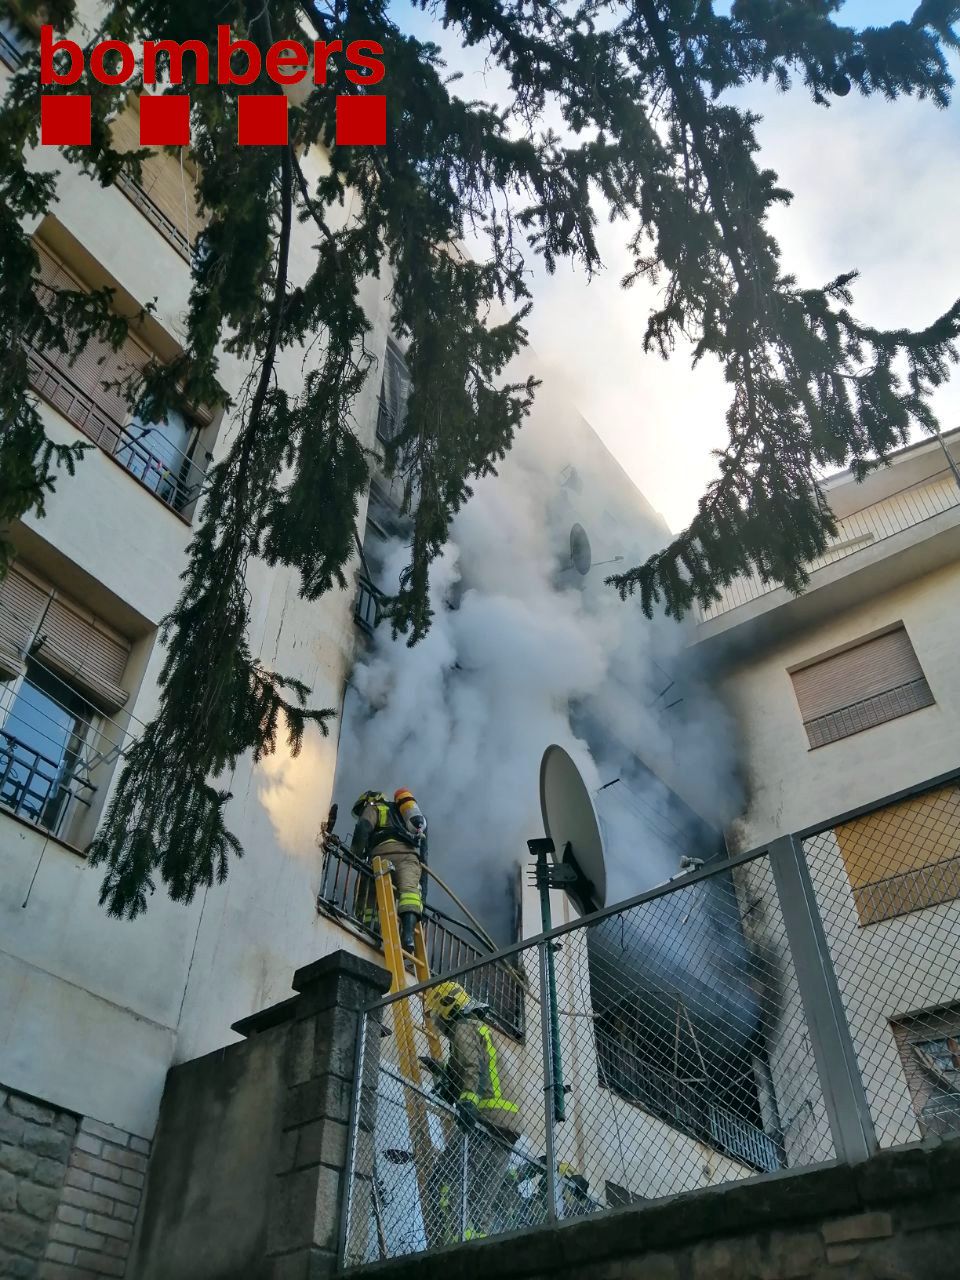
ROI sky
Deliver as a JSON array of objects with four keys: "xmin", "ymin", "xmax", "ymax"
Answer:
[{"xmin": 400, "ymin": 1, "xmax": 960, "ymax": 532}]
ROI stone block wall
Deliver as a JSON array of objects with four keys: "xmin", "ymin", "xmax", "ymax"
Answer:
[
  {"xmin": 0, "ymin": 1086, "xmax": 150, "ymax": 1280},
  {"xmin": 0, "ymin": 1086, "xmax": 78, "ymax": 1278}
]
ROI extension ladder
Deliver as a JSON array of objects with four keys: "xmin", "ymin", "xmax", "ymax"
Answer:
[{"xmin": 370, "ymin": 855, "xmax": 445, "ymax": 1225}]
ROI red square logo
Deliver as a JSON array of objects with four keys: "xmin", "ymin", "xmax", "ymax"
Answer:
[
  {"xmin": 237, "ymin": 95, "xmax": 288, "ymax": 145},
  {"xmin": 336, "ymin": 95, "xmax": 386, "ymax": 146},
  {"xmin": 41, "ymin": 96, "xmax": 91, "ymax": 146},
  {"xmin": 140, "ymin": 95, "xmax": 191, "ymax": 147}
]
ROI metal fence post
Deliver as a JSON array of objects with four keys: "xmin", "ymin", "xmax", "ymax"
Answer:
[
  {"xmin": 537, "ymin": 939, "xmax": 559, "ymax": 1220},
  {"xmin": 768, "ymin": 834, "xmax": 877, "ymax": 1163},
  {"xmin": 337, "ymin": 1007, "xmax": 369, "ymax": 1269}
]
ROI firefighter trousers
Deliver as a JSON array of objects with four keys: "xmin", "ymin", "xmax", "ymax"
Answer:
[{"xmin": 424, "ymin": 1123, "xmax": 516, "ymax": 1245}]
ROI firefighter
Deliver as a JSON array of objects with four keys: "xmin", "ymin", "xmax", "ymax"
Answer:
[
  {"xmin": 422, "ymin": 981, "xmax": 522, "ymax": 1243},
  {"xmin": 350, "ymin": 788, "xmax": 427, "ymax": 952}
]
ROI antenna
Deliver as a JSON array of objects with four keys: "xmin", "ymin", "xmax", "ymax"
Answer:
[
  {"xmin": 537, "ymin": 745, "xmax": 607, "ymax": 915},
  {"xmin": 568, "ymin": 524, "xmax": 592, "ymax": 575}
]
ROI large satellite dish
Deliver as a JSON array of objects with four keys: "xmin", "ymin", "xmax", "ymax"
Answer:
[
  {"xmin": 539, "ymin": 745, "xmax": 607, "ymax": 915},
  {"xmin": 569, "ymin": 524, "xmax": 592, "ymax": 576}
]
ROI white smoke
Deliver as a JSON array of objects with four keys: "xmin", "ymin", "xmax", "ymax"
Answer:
[{"xmin": 334, "ymin": 364, "xmax": 742, "ymax": 940}]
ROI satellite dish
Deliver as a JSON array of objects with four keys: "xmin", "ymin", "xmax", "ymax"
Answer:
[
  {"xmin": 569, "ymin": 524, "xmax": 592, "ymax": 576},
  {"xmin": 539, "ymin": 745, "xmax": 607, "ymax": 915}
]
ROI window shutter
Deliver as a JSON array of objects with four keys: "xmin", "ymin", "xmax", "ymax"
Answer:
[
  {"xmin": 0, "ymin": 568, "xmax": 48, "ymax": 680},
  {"xmin": 791, "ymin": 626, "xmax": 933, "ymax": 748},
  {"xmin": 33, "ymin": 596, "xmax": 131, "ymax": 713}
]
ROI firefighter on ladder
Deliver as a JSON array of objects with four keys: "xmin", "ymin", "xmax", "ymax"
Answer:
[
  {"xmin": 421, "ymin": 981, "xmax": 523, "ymax": 1244},
  {"xmin": 350, "ymin": 788, "xmax": 427, "ymax": 952}
]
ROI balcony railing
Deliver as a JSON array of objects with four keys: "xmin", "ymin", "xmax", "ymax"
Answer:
[
  {"xmin": 26, "ymin": 346, "xmax": 206, "ymax": 517},
  {"xmin": 114, "ymin": 171, "xmax": 192, "ymax": 262},
  {"xmin": 354, "ymin": 576, "xmax": 383, "ymax": 634},
  {"xmin": 317, "ymin": 836, "xmax": 526, "ymax": 1040},
  {"xmin": 698, "ymin": 467, "xmax": 960, "ymax": 622},
  {"xmin": 0, "ymin": 727, "xmax": 94, "ymax": 837}
]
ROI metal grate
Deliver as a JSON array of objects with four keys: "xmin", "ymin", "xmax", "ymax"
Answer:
[
  {"xmin": 340, "ymin": 848, "xmax": 837, "ymax": 1268},
  {"xmin": 803, "ymin": 780, "xmax": 960, "ymax": 1147},
  {"xmin": 317, "ymin": 837, "xmax": 526, "ymax": 1040}
]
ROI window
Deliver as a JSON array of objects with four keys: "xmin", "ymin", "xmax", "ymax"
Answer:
[
  {"xmin": 0, "ymin": 12, "xmax": 35, "ymax": 68},
  {"xmin": 834, "ymin": 784, "xmax": 960, "ymax": 925},
  {"xmin": 28, "ymin": 241, "xmax": 210, "ymax": 515},
  {"xmin": 0, "ymin": 563, "xmax": 131, "ymax": 841},
  {"xmin": 376, "ymin": 340, "xmax": 410, "ymax": 446},
  {"xmin": 892, "ymin": 1007, "xmax": 960, "ymax": 1140},
  {"xmin": 790, "ymin": 625, "xmax": 934, "ymax": 749},
  {"xmin": 110, "ymin": 101, "xmax": 202, "ymax": 261}
]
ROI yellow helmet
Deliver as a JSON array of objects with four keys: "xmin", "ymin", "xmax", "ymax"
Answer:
[{"xmin": 424, "ymin": 981, "xmax": 471, "ymax": 1022}]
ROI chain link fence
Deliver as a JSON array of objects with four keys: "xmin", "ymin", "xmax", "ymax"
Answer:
[
  {"xmin": 340, "ymin": 845, "xmax": 843, "ymax": 1268},
  {"xmin": 802, "ymin": 779, "xmax": 960, "ymax": 1148}
]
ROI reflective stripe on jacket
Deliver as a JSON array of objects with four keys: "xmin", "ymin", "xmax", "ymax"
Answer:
[{"xmin": 448, "ymin": 1017, "xmax": 519, "ymax": 1126}]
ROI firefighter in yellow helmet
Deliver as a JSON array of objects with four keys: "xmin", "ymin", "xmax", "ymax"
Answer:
[
  {"xmin": 350, "ymin": 788, "xmax": 427, "ymax": 952},
  {"xmin": 422, "ymin": 981, "xmax": 522, "ymax": 1244}
]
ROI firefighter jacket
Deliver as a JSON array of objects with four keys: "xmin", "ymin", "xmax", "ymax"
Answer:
[
  {"xmin": 445, "ymin": 1014, "xmax": 521, "ymax": 1140},
  {"xmin": 351, "ymin": 800, "xmax": 427, "ymax": 862}
]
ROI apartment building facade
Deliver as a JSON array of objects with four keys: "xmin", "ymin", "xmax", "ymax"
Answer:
[{"xmin": 695, "ymin": 429, "xmax": 960, "ymax": 1158}]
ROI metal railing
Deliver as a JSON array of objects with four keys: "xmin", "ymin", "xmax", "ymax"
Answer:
[
  {"xmin": 0, "ymin": 674, "xmax": 123, "ymax": 842},
  {"xmin": 339, "ymin": 839, "xmax": 878, "ymax": 1268},
  {"xmin": 0, "ymin": 726, "xmax": 94, "ymax": 835},
  {"xmin": 114, "ymin": 171, "xmax": 193, "ymax": 262},
  {"xmin": 698, "ymin": 467, "xmax": 960, "ymax": 622},
  {"xmin": 317, "ymin": 837, "xmax": 526, "ymax": 1040},
  {"xmin": 26, "ymin": 346, "xmax": 206, "ymax": 516},
  {"xmin": 354, "ymin": 577, "xmax": 382, "ymax": 635}
]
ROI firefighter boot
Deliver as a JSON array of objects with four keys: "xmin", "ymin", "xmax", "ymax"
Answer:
[{"xmin": 400, "ymin": 911, "xmax": 417, "ymax": 954}]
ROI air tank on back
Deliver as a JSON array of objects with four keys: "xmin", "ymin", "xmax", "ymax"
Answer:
[{"xmin": 539, "ymin": 746, "xmax": 763, "ymax": 1081}]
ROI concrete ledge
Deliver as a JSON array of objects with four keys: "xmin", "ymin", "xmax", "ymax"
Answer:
[{"xmin": 350, "ymin": 1140, "xmax": 960, "ymax": 1280}]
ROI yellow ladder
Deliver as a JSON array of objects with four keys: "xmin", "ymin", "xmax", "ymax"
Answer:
[{"xmin": 370, "ymin": 855, "xmax": 444, "ymax": 1227}]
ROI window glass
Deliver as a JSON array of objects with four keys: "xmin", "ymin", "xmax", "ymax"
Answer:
[
  {"xmin": 117, "ymin": 406, "xmax": 197, "ymax": 508},
  {"xmin": 0, "ymin": 661, "xmax": 91, "ymax": 833}
]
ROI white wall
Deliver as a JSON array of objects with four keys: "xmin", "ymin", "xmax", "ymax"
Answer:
[
  {"xmin": 721, "ymin": 559, "xmax": 960, "ymax": 852},
  {"xmin": 1, "ymin": 111, "xmax": 397, "ymax": 1135}
]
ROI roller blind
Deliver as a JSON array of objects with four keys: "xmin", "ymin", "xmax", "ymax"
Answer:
[
  {"xmin": 0, "ymin": 563, "xmax": 131, "ymax": 711},
  {"xmin": 0, "ymin": 568, "xmax": 47, "ymax": 680},
  {"xmin": 791, "ymin": 626, "xmax": 933, "ymax": 748}
]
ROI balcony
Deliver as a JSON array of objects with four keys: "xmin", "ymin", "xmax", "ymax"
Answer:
[
  {"xmin": 317, "ymin": 836, "xmax": 526, "ymax": 1040},
  {"xmin": 700, "ymin": 467, "xmax": 960, "ymax": 624},
  {"xmin": 27, "ymin": 345, "xmax": 207, "ymax": 517},
  {"xmin": 354, "ymin": 576, "xmax": 383, "ymax": 635},
  {"xmin": 114, "ymin": 171, "xmax": 192, "ymax": 263},
  {"xmin": 694, "ymin": 455, "xmax": 960, "ymax": 655},
  {"xmin": 0, "ymin": 659, "xmax": 123, "ymax": 844}
]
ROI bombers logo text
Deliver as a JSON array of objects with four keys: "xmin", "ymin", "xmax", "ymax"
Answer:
[{"xmin": 38, "ymin": 25, "xmax": 386, "ymax": 147}]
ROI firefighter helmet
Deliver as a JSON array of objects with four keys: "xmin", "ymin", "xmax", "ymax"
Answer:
[{"xmin": 424, "ymin": 981, "xmax": 474, "ymax": 1022}]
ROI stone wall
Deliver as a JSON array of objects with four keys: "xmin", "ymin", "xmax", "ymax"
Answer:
[
  {"xmin": 350, "ymin": 1140, "xmax": 960, "ymax": 1280},
  {"xmin": 0, "ymin": 1085, "xmax": 150, "ymax": 1280},
  {"xmin": 131, "ymin": 951, "xmax": 392, "ymax": 1280},
  {"xmin": 0, "ymin": 1087, "xmax": 77, "ymax": 1277}
]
